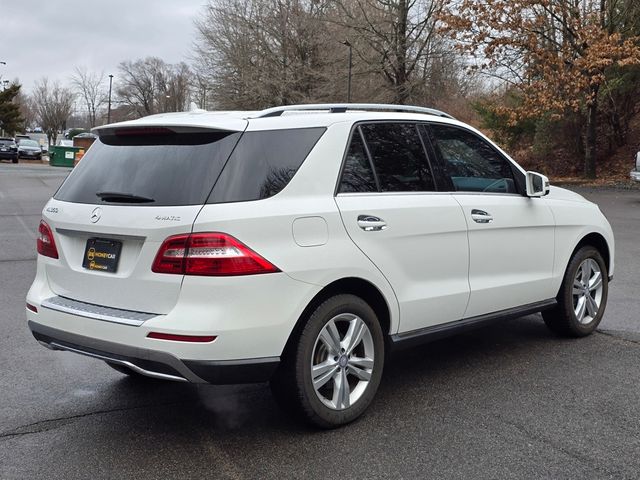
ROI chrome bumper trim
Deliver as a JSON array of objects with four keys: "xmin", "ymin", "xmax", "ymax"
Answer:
[
  {"xmin": 47, "ymin": 341, "xmax": 188, "ymax": 382},
  {"xmin": 41, "ymin": 296, "xmax": 158, "ymax": 326}
]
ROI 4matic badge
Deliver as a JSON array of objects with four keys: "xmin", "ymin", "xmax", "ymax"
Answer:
[{"xmin": 155, "ymin": 215, "xmax": 181, "ymax": 222}]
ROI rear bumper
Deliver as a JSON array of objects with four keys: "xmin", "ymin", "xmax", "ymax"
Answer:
[
  {"xmin": 29, "ymin": 320, "xmax": 279, "ymax": 384},
  {"xmin": 630, "ymin": 170, "xmax": 640, "ymax": 182}
]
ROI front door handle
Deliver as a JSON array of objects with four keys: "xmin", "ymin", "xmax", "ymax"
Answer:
[
  {"xmin": 357, "ymin": 215, "xmax": 387, "ymax": 231},
  {"xmin": 471, "ymin": 209, "xmax": 493, "ymax": 224}
]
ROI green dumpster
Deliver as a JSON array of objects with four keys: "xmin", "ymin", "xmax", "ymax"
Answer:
[{"xmin": 49, "ymin": 146, "xmax": 81, "ymax": 167}]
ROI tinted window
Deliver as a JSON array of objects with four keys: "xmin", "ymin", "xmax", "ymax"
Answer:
[
  {"xmin": 54, "ymin": 131, "xmax": 242, "ymax": 206},
  {"xmin": 429, "ymin": 124, "xmax": 517, "ymax": 194},
  {"xmin": 338, "ymin": 129, "xmax": 377, "ymax": 193},
  {"xmin": 208, "ymin": 127, "xmax": 325, "ymax": 203},
  {"xmin": 360, "ymin": 123, "xmax": 434, "ymax": 192}
]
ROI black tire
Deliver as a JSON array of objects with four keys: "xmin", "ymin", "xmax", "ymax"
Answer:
[
  {"xmin": 270, "ymin": 294, "xmax": 385, "ymax": 428},
  {"xmin": 11, "ymin": 157, "xmax": 18, "ymax": 164},
  {"xmin": 543, "ymin": 246, "xmax": 608, "ymax": 337}
]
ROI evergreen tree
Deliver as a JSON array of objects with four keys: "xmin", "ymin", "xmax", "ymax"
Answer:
[{"xmin": 0, "ymin": 83, "xmax": 23, "ymax": 135}]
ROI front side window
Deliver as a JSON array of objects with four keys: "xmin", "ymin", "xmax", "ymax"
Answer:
[
  {"xmin": 359, "ymin": 123, "xmax": 435, "ymax": 192},
  {"xmin": 429, "ymin": 124, "xmax": 518, "ymax": 194}
]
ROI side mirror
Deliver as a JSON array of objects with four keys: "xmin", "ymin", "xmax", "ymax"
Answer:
[{"xmin": 526, "ymin": 171, "xmax": 550, "ymax": 197}]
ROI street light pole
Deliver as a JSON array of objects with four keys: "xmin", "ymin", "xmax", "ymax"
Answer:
[
  {"xmin": 107, "ymin": 74, "xmax": 114, "ymax": 124},
  {"xmin": 342, "ymin": 41, "xmax": 352, "ymax": 103}
]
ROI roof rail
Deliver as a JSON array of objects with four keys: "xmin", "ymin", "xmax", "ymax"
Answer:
[{"xmin": 253, "ymin": 103, "xmax": 455, "ymax": 120}]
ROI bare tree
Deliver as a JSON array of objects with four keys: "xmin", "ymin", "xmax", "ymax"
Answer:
[
  {"xmin": 193, "ymin": 0, "xmax": 339, "ymax": 109},
  {"xmin": 192, "ymin": 0, "xmax": 468, "ymax": 110},
  {"xmin": 71, "ymin": 66, "xmax": 105, "ymax": 128},
  {"xmin": 331, "ymin": 0, "xmax": 446, "ymax": 104},
  {"xmin": 117, "ymin": 57, "xmax": 192, "ymax": 117},
  {"xmin": 15, "ymin": 90, "xmax": 35, "ymax": 131},
  {"xmin": 32, "ymin": 78, "xmax": 75, "ymax": 145}
]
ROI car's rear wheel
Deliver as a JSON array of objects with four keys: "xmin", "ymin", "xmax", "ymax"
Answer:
[
  {"xmin": 271, "ymin": 294, "xmax": 385, "ymax": 428},
  {"xmin": 543, "ymin": 246, "xmax": 608, "ymax": 337}
]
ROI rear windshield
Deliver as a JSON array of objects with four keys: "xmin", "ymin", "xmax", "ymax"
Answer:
[
  {"xmin": 207, "ymin": 127, "xmax": 325, "ymax": 203},
  {"xmin": 0, "ymin": 139, "xmax": 15, "ymax": 146},
  {"xmin": 54, "ymin": 131, "xmax": 242, "ymax": 206}
]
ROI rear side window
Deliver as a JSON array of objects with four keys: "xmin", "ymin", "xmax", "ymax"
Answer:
[
  {"xmin": 338, "ymin": 129, "xmax": 377, "ymax": 193},
  {"xmin": 54, "ymin": 131, "xmax": 242, "ymax": 206},
  {"xmin": 359, "ymin": 123, "xmax": 435, "ymax": 192},
  {"xmin": 428, "ymin": 124, "xmax": 518, "ymax": 194},
  {"xmin": 207, "ymin": 127, "xmax": 325, "ymax": 203}
]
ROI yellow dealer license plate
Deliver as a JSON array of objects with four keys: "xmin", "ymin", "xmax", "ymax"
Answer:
[{"xmin": 82, "ymin": 238, "xmax": 122, "ymax": 273}]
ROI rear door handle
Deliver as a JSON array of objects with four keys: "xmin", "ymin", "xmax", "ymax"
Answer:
[
  {"xmin": 357, "ymin": 215, "xmax": 387, "ymax": 231},
  {"xmin": 471, "ymin": 209, "xmax": 493, "ymax": 224}
]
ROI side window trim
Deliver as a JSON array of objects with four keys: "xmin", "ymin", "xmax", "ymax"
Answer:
[
  {"xmin": 334, "ymin": 126, "xmax": 380, "ymax": 195},
  {"xmin": 417, "ymin": 123, "xmax": 454, "ymax": 192},
  {"xmin": 356, "ymin": 125, "xmax": 381, "ymax": 192},
  {"xmin": 425, "ymin": 122, "xmax": 525, "ymax": 196}
]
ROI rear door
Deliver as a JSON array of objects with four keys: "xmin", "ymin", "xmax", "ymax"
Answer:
[
  {"xmin": 335, "ymin": 122, "xmax": 470, "ymax": 333},
  {"xmin": 426, "ymin": 123, "xmax": 556, "ymax": 318},
  {"xmin": 43, "ymin": 126, "xmax": 244, "ymax": 313}
]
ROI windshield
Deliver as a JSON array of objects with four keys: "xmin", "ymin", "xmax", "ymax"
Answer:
[
  {"xmin": 54, "ymin": 130, "xmax": 242, "ymax": 206},
  {"xmin": 21, "ymin": 140, "xmax": 39, "ymax": 147}
]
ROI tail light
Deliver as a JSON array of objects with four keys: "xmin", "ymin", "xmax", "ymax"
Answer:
[
  {"xmin": 152, "ymin": 232, "xmax": 280, "ymax": 276},
  {"xmin": 37, "ymin": 220, "xmax": 59, "ymax": 259}
]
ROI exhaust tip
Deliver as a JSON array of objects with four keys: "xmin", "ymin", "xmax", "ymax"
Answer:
[{"xmin": 38, "ymin": 340, "xmax": 62, "ymax": 351}]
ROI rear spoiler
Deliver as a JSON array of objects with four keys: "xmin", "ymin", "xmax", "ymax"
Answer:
[{"xmin": 92, "ymin": 116, "xmax": 248, "ymax": 137}]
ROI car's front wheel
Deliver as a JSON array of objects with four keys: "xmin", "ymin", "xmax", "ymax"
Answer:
[
  {"xmin": 543, "ymin": 246, "xmax": 608, "ymax": 337},
  {"xmin": 271, "ymin": 294, "xmax": 385, "ymax": 428}
]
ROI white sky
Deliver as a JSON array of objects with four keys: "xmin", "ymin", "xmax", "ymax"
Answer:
[{"xmin": 0, "ymin": 0, "xmax": 207, "ymax": 95}]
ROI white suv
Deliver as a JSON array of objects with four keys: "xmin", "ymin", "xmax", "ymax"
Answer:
[{"xmin": 26, "ymin": 104, "xmax": 614, "ymax": 427}]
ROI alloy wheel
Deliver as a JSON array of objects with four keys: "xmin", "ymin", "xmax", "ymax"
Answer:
[
  {"xmin": 572, "ymin": 258, "xmax": 604, "ymax": 324},
  {"xmin": 310, "ymin": 313, "xmax": 375, "ymax": 410}
]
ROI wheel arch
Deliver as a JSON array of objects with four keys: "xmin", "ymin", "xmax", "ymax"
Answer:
[
  {"xmin": 281, "ymin": 277, "xmax": 392, "ymax": 357},
  {"xmin": 573, "ymin": 232, "xmax": 611, "ymax": 274}
]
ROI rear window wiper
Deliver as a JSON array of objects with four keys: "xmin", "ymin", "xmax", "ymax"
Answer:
[{"xmin": 96, "ymin": 191, "xmax": 155, "ymax": 203}]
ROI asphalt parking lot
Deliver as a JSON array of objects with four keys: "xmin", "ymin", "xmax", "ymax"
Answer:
[{"xmin": 1, "ymin": 163, "xmax": 639, "ymax": 479}]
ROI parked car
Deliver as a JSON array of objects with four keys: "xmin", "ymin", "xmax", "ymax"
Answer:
[
  {"xmin": 0, "ymin": 137, "xmax": 18, "ymax": 163},
  {"xmin": 26, "ymin": 104, "xmax": 614, "ymax": 428},
  {"xmin": 17, "ymin": 139, "xmax": 42, "ymax": 160},
  {"xmin": 630, "ymin": 152, "xmax": 640, "ymax": 182}
]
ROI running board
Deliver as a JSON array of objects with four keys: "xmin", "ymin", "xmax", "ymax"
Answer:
[{"xmin": 390, "ymin": 299, "xmax": 557, "ymax": 351}]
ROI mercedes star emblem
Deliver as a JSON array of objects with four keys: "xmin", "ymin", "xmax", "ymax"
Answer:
[{"xmin": 90, "ymin": 207, "xmax": 102, "ymax": 223}]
